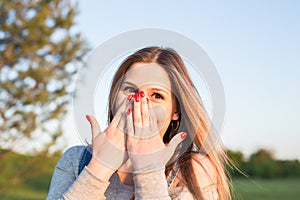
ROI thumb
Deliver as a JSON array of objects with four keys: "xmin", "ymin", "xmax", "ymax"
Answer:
[
  {"xmin": 167, "ymin": 132, "xmax": 187, "ymax": 152},
  {"xmin": 86, "ymin": 115, "xmax": 101, "ymax": 139}
]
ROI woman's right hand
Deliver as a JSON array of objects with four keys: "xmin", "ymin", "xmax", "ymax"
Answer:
[
  {"xmin": 86, "ymin": 98, "xmax": 129, "ymax": 181},
  {"xmin": 126, "ymin": 93, "xmax": 186, "ymax": 174}
]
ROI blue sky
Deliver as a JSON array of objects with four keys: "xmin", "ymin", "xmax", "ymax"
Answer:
[{"xmin": 63, "ymin": 1, "xmax": 300, "ymax": 159}]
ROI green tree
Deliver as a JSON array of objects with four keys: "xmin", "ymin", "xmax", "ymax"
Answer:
[
  {"xmin": 277, "ymin": 159, "xmax": 300, "ymax": 178},
  {"xmin": 226, "ymin": 149, "xmax": 245, "ymax": 177},
  {"xmin": 0, "ymin": 0, "xmax": 88, "ymax": 153},
  {"xmin": 246, "ymin": 148, "xmax": 278, "ymax": 179}
]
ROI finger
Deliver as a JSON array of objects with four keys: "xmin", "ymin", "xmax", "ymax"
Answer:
[
  {"xmin": 167, "ymin": 132, "xmax": 187, "ymax": 152},
  {"xmin": 109, "ymin": 97, "xmax": 129, "ymax": 130},
  {"xmin": 126, "ymin": 103, "xmax": 134, "ymax": 137},
  {"xmin": 117, "ymin": 95, "xmax": 135, "ymax": 131},
  {"xmin": 140, "ymin": 91, "xmax": 149, "ymax": 128},
  {"xmin": 148, "ymin": 100, "xmax": 158, "ymax": 134},
  {"xmin": 116, "ymin": 107, "xmax": 128, "ymax": 133},
  {"xmin": 86, "ymin": 115, "xmax": 101, "ymax": 140},
  {"xmin": 133, "ymin": 92, "xmax": 142, "ymax": 136}
]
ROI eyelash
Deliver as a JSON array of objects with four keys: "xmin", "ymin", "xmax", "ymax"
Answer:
[
  {"xmin": 123, "ymin": 87, "xmax": 164, "ymax": 100},
  {"xmin": 153, "ymin": 93, "xmax": 164, "ymax": 100},
  {"xmin": 123, "ymin": 86, "xmax": 137, "ymax": 94}
]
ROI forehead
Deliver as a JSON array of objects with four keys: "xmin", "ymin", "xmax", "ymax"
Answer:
[{"xmin": 124, "ymin": 63, "xmax": 171, "ymax": 89}]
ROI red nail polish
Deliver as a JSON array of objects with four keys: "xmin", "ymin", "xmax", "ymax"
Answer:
[
  {"xmin": 127, "ymin": 109, "xmax": 131, "ymax": 115},
  {"xmin": 134, "ymin": 92, "xmax": 139, "ymax": 102},
  {"xmin": 146, "ymin": 98, "xmax": 149, "ymax": 104},
  {"xmin": 180, "ymin": 132, "xmax": 187, "ymax": 139},
  {"xmin": 127, "ymin": 95, "xmax": 132, "ymax": 100},
  {"xmin": 140, "ymin": 91, "xmax": 145, "ymax": 98},
  {"xmin": 86, "ymin": 115, "xmax": 91, "ymax": 122}
]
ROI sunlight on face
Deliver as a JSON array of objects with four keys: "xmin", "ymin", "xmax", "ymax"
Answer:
[{"xmin": 116, "ymin": 62, "xmax": 179, "ymax": 138}]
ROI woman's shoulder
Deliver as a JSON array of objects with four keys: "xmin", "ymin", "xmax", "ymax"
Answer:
[
  {"xmin": 190, "ymin": 152, "xmax": 217, "ymax": 188},
  {"xmin": 56, "ymin": 145, "xmax": 90, "ymax": 172},
  {"xmin": 62, "ymin": 145, "xmax": 89, "ymax": 157}
]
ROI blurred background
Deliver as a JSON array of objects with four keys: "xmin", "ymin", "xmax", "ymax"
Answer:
[{"xmin": 0, "ymin": 0, "xmax": 299, "ymax": 199}]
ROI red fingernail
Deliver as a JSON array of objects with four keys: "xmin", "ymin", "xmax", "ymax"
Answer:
[
  {"xmin": 140, "ymin": 91, "xmax": 145, "ymax": 98},
  {"xmin": 127, "ymin": 95, "xmax": 132, "ymax": 101},
  {"xmin": 86, "ymin": 115, "xmax": 91, "ymax": 122},
  {"xmin": 146, "ymin": 98, "xmax": 149, "ymax": 104},
  {"xmin": 180, "ymin": 132, "xmax": 187, "ymax": 139},
  {"xmin": 127, "ymin": 109, "xmax": 131, "ymax": 115},
  {"xmin": 134, "ymin": 92, "xmax": 139, "ymax": 102}
]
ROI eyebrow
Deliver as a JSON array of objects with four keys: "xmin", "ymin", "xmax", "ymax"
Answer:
[
  {"xmin": 122, "ymin": 81, "xmax": 136, "ymax": 87},
  {"xmin": 122, "ymin": 81, "xmax": 170, "ymax": 94}
]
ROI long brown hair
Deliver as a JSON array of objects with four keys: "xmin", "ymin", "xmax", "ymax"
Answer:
[{"xmin": 108, "ymin": 47, "xmax": 231, "ymax": 200}]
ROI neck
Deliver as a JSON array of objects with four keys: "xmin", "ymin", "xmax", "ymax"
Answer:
[{"xmin": 116, "ymin": 171, "xmax": 134, "ymax": 186}]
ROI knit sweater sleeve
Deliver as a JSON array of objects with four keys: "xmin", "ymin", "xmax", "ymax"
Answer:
[
  {"xmin": 133, "ymin": 170, "xmax": 219, "ymax": 200},
  {"xmin": 133, "ymin": 169, "xmax": 171, "ymax": 200},
  {"xmin": 63, "ymin": 167, "xmax": 110, "ymax": 200}
]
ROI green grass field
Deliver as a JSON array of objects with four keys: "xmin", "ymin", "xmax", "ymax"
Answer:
[
  {"xmin": 1, "ymin": 179, "xmax": 300, "ymax": 199},
  {"xmin": 0, "ymin": 187, "xmax": 46, "ymax": 200},
  {"xmin": 232, "ymin": 178, "xmax": 300, "ymax": 200}
]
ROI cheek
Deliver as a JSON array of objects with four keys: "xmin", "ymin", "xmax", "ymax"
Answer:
[{"xmin": 153, "ymin": 105, "xmax": 169, "ymax": 131}]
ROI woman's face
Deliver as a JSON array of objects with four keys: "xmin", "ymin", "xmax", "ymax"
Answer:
[{"xmin": 115, "ymin": 62, "xmax": 179, "ymax": 138}]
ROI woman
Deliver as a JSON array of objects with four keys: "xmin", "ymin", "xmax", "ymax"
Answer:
[{"xmin": 47, "ymin": 47, "xmax": 231, "ymax": 200}]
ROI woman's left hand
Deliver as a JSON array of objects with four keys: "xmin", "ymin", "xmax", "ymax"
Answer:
[{"xmin": 126, "ymin": 92, "xmax": 187, "ymax": 173}]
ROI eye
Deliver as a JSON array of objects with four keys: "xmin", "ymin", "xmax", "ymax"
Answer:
[
  {"xmin": 152, "ymin": 93, "xmax": 164, "ymax": 100},
  {"xmin": 123, "ymin": 86, "xmax": 137, "ymax": 94}
]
